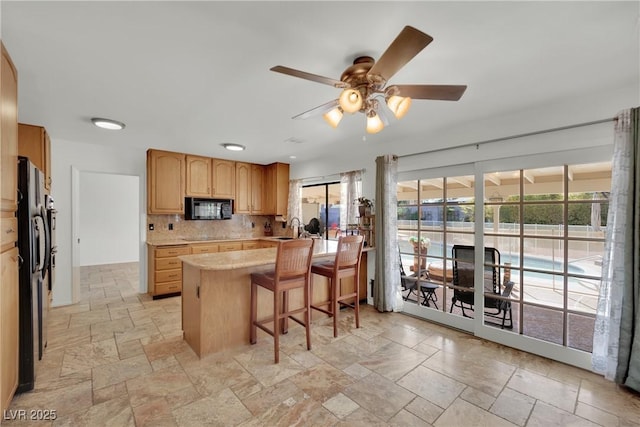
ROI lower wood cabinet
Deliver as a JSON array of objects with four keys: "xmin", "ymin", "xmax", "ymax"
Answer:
[
  {"xmin": 147, "ymin": 245, "xmax": 190, "ymax": 297},
  {"xmin": 1, "ymin": 247, "xmax": 19, "ymax": 413}
]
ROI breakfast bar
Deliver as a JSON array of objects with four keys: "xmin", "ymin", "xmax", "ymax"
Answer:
[{"xmin": 179, "ymin": 239, "xmax": 369, "ymax": 357}]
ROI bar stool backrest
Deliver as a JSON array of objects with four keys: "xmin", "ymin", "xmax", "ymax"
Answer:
[
  {"xmin": 274, "ymin": 239, "xmax": 315, "ymax": 281},
  {"xmin": 334, "ymin": 235, "xmax": 364, "ymax": 270}
]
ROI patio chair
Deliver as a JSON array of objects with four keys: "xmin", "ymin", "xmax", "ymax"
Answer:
[
  {"xmin": 400, "ymin": 249, "xmax": 438, "ymax": 308},
  {"xmin": 449, "ymin": 245, "xmax": 512, "ymax": 328}
]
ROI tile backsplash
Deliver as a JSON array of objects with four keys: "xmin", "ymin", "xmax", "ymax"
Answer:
[{"xmin": 147, "ymin": 214, "xmax": 289, "ymax": 242}]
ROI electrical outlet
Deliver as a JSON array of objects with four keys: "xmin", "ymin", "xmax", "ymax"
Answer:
[
  {"xmin": 168, "ymin": 223, "xmax": 173, "ymax": 231},
  {"xmin": 148, "ymin": 224, "xmax": 154, "ymax": 231}
]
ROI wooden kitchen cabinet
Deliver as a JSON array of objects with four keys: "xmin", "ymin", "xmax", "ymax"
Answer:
[
  {"xmin": 0, "ymin": 42, "xmax": 19, "ymax": 417},
  {"xmin": 250, "ymin": 164, "xmax": 265, "ymax": 214},
  {"xmin": 147, "ymin": 149, "xmax": 185, "ymax": 214},
  {"xmin": 264, "ymin": 162, "xmax": 289, "ymax": 216},
  {"xmin": 1, "ymin": 44, "xmax": 18, "ymax": 213},
  {"xmin": 212, "ymin": 158, "xmax": 235, "ymax": 199},
  {"xmin": 218, "ymin": 242, "xmax": 243, "ymax": 252},
  {"xmin": 185, "ymin": 155, "xmax": 212, "ymax": 197},
  {"xmin": 242, "ymin": 241, "xmax": 260, "ymax": 250},
  {"xmin": 235, "ymin": 162, "xmax": 251, "ymax": 214},
  {"xmin": 235, "ymin": 162, "xmax": 265, "ymax": 214},
  {"xmin": 18, "ymin": 123, "xmax": 51, "ymax": 192},
  {"xmin": 190, "ymin": 243, "xmax": 219, "ymax": 254},
  {"xmin": 147, "ymin": 245, "xmax": 190, "ymax": 297},
  {"xmin": 1, "ymin": 248, "xmax": 19, "ymax": 414}
]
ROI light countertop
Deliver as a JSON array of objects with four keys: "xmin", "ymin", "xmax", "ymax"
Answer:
[
  {"xmin": 179, "ymin": 239, "xmax": 373, "ymax": 271},
  {"xmin": 147, "ymin": 237, "xmax": 286, "ymax": 247}
]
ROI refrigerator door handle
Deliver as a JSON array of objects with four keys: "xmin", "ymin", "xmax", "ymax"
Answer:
[{"xmin": 33, "ymin": 215, "xmax": 46, "ymax": 273}]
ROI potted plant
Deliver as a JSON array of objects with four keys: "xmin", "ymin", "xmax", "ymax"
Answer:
[
  {"xmin": 408, "ymin": 236, "xmax": 430, "ymax": 272},
  {"xmin": 355, "ymin": 197, "xmax": 374, "ymax": 217}
]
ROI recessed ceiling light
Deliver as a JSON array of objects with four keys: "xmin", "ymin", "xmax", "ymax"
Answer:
[
  {"xmin": 91, "ymin": 117, "xmax": 125, "ymax": 130},
  {"xmin": 221, "ymin": 143, "xmax": 245, "ymax": 151},
  {"xmin": 289, "ymin": 155, "xmax": 297, "ymax": 159}
]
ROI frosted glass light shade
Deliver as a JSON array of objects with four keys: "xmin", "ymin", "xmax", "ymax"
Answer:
[
  {"xmin": 366, "ymin": 112, "xmax": 384, "ymax": 134},
  {"xmin": 338, "ymin": 89, "xmax": 363, "ymax": 113},
  {"xmin": 323, "ymin": 107, "xmax": 343, "ymax": 128},
  {"xmin": 386, "ymin": 95, "xmax": 412, "ymax": 119}
]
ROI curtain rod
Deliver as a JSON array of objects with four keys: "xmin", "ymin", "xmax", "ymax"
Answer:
[
  {"xmin": 398, "ymin": 117, "xmax": 616, "ymax": 159},
  {"xmin": 300, "ymin": 168, "xmax": 366, "ymax": 183}
]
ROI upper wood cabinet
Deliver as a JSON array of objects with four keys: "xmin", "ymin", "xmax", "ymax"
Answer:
[
  {"xmin": 1, "ymin": 44, "xmax": 18, "ymax": 212},
  {"xmin": 18, "ymin": 123, "xmax": 51, "ymax": 193},
  {"xmin": 185, "ymin": 155, "xmax": 212, "ymax": 197},
  {"xmin": 264, "ymin": 162, "xmax": 290, "ymax": 216},
  {"xmin": 147, "ymin": 149, "xmax": 185, "ymax": 214},
  {"xmin": 212, "ymin": 159, "xmax": 235, "ymax": 199},
  {"xmin": 250, "ymin": 164, "xmax": 265, "ymax": 215},
  {"xmin": 235, "ymin": 162, "xmax": 251, "ymax": 214}
]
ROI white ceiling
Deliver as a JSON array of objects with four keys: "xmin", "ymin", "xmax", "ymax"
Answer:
[{"xmin": 1, "ymin": 1, "xmax": 638, "ymax": 166}]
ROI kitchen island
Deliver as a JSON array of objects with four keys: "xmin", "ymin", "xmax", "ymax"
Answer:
[{"xmin": 179, "ymin": 239, "xmax": 370, "ymax": 357}]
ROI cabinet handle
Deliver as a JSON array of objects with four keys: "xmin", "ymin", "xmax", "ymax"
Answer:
[{"xmin": 196, "ymin": 285, "xmax": 200, "ymax": 299}]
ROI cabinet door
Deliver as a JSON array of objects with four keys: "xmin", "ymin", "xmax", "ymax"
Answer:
[
  {"xmin": 185, "ymin": 155, "xmax": 212, "ymax": 197},
  {"xmin": 212, "ymin": 159, "xmax": 235, "ymax": 199},
  {"xmin": 1, "ymin": 247, "xmax": 19, "ymax": 412},
  {"xmin": 264, "ymin": 163, "xmax": 290, "ymax": 216},
  {"xmin": 250, "ymin": 164, "xmax": 265, "ymax": 214},
  {"xmin": 147, "ymin": 150, "xmax": 185, "ymax": 214},
  {"xmin": 1, "ymin": 44, "xmax": 18, "ymax": 212},
  {"xmin": 235, "ymin": 162, "xmax": 251, "ymax": 214},
  {"xmin": 17, "ymin": 124, "xmax": 51, "ymax": 191}
]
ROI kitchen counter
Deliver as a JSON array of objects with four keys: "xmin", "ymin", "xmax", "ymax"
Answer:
[
  {"xmin": 178, "ymin": 239, "xmax": 340, "ymax": 270},
  {"xmin": 179, "ymin": 239, "xmax": 370, "ymax": 357},
  {"xmin": 146, "ymin": 236, "xmax": 287, "ymax": 247}
]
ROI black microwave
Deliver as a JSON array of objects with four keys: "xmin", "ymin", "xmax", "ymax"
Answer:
[{"xmin": 185, "ymin": 198, "xmax": 233, "ymax": 220}]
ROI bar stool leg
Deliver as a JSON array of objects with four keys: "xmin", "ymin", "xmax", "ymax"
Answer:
[
  {"xmin": 282, "ymin": 291, "xmax": 289, "ymax": 334},
  {"xmin": 333, "ymin": 278, "xmax": 339, "ymax": 338},
  {"xmin": 354, "ymin": 276, "xmax": 360, "ymax": 329},
  {"xmin": 304, "ymin": 278, "xmax": 311, "ymax": 350},
  {"xmin": 273, "ymin": 289, "xmax": 280, "ymax": 364},
  {"xmin": 250, "ymin": 281, "xmax": 257, "ymax": 345}
]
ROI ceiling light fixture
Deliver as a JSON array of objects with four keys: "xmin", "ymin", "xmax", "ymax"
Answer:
[
  {"xmin": 221, "ymin": 143, "xmax": 245, "ymax": 151},
  {"xmin": 91, "ymin": 117, "xmax": 125, "ymax": 130},
  {"xmin": 366, "ymin": 109, "xmax": 384, "ymax": 134},
  {"xmin": 322, "ymin": 106, "xmax": 343, "ymax": 128}
]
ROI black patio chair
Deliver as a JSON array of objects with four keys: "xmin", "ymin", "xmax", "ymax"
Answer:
[
  {"xmin": 400, "ymin": 249, "xmax": 438, "ymax": 308},
  {"xmin": 449, "ymin": 245, "xmax": 512, "ymax": 328}
]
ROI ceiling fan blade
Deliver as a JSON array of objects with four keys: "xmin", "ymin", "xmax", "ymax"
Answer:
[
  {"xmin": 270, "ymin": 65, "xmax": 347, "ymax": 88},
  {"xmin": 292, "ymin": 99, "xmax": 339, "ymax": 120},
  {"xmin": 392, "ymin": 84, "xmax": 467, "ymax": 101},
  {"xmin": 368, "ymin": 26, "xmax": 433, "ymax": 83}
]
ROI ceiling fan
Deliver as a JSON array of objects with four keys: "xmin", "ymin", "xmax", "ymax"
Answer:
[{"xmin": 270, "ymin": 26, "xmax": 467, "ymax": 134}]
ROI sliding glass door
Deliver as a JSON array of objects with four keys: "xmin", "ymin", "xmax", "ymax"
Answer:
[{"xmin": 398, "ymin": 147, "xmax": 611, "ymax": 368}]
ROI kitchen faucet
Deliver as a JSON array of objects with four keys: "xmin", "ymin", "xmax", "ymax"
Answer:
[{"xmin": 289, "ymin": 217, "xmax": 305, "ymax": 238}]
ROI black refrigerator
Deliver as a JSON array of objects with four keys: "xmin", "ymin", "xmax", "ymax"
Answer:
[{"xmin": 16, "ymin": 157, "xmax": 51, "ymax": 393}]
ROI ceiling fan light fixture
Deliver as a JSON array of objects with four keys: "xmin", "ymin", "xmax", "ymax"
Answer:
[
  {"xmin": 366, "ymin": 110, "xmax": 384, "ymax": 134},
  {"xmin": 91, "ymin": 117, "xmax": 125, "ymax": 130},
  {"xmin": 323, "ymin": 107, "xmax": 343, "ymax": 128},
  {"xmin": 386, "ymin": 94, "xmax": 412, "ymax": 119},
  {"xmin": 338, "ymin": 88, "xmax": 363, "ymax": 114}
]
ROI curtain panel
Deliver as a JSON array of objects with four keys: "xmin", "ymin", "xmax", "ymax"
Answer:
[
  {"xmin": 287, "ymin": 179, "xmax": 303, "ymax": 223},
  {"xmin": 592, "ymin": 107, "xmax": 640, "ymax": 392},
  {"xmin": 374, "ymin": 155, "xmax": 402, "ymax": 312},
  {"xmin": 339, "ymin": 170, "xmax": 362, "ymax": 231}
]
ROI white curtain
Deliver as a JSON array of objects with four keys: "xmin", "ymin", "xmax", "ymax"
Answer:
[
  {"xmin": 287, "ymin": 179, "xmax": 303, "ymax": 222},
  {"xmin": 339, "ymin": 170, "xmax": 362, "ymax": 231},
  {"xmin": 592, "ymin": 107, "xmax": 640, "ymax": 392},
  {"xmin": 374, "ymin": 155, "xmax": 402, "ymax": 312}
]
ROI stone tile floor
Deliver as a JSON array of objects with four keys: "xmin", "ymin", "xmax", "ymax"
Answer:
[{"xmin": 4, "ymin": 262, "xmax": 639, "ymax": 426}]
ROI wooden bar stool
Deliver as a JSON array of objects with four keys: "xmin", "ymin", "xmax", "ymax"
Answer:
[
  {"xmin": 250, "ymin": 238, "xmax": 315, "ymax": 363},
  {"xmin": 310, "ymin": 235, "xmax": 364, "ymax": 337}
]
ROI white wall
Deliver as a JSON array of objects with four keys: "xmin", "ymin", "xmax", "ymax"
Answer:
[
  {"xmin": 79, "ymin": 171, "xmax": 139, "ymax": 266},
  {"xmin": 51, "ymin": 140, "xmax": 146, "ymax": 306}
]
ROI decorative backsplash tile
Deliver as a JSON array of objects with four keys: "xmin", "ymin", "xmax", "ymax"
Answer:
[{"xmin": 146, "ymin": 214, "xmax": 289, "ymax": 242}]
